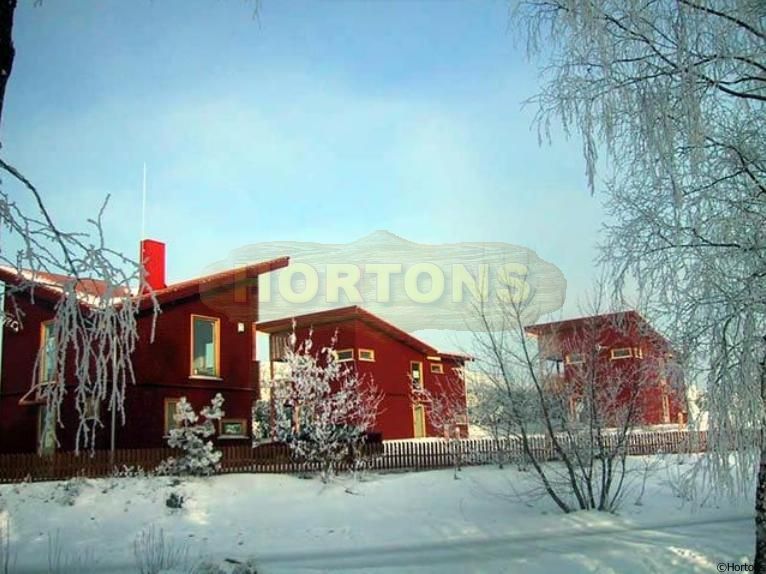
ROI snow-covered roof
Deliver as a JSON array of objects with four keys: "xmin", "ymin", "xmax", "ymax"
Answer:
[{"xmin": 0, "ymin": 256, "xmax": 290, "ymax": 310}]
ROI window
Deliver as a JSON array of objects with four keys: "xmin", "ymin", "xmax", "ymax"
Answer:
[
  {"xmin": 164, "ymin": 398, "xmax": 181, "ymax": 436},
  {"xmin": 37, "ymin": 405, "xmax": 56, "ymax": 456},
  {"xmin": 410, "ymin": 361, "xmax": 423, "ymax": 388},
  {"xmin": 413, "ymin": 404, "xmax": 426, "ymax": 438},
  {"xmin": 220, "ymin": 418, "xmax": 247, "ymax": 438},
  {"xmin": 430, "ymin": 362, "xmax": 444, "ymax": 374},
  {"xmin": 252, "ymin": 400, "xmax": 270, "ymax": 443},
  {"xmin": 610, "ymin": 348, "xmax": 633, "ymax": 360},
  {"xmin": 40, "ymin": 321, "xmax": 56, "ymax": 383},
  {"xmin": 569, "ymin": 397, "xmax": 581, "ymax": 421},
  {"xmin": 191, "ymin": 315, "xmax": 220, "ymax": 377},
  {"xmin": 271, "ymin": 332, "xmax": 290, "ymax": 361},
  {"xmin": 633, "ymin": 347, "xmax": 644, "ymax": 359},
  {"xmin": 661, "ymin": 393, "xmax": 670, "ymax": 423},
  {"xmin": 282, "ymin": 404, "xmax": 295, "ymax": 430},
  {"xmin": 358, "ymin": 348, "xmax": 375, "ymax": 362},
  {"xmin": 83, "ymin": 397, "xmax": 100, "ymax": 420},
  {"xmin": 565, "ymin": 353, "xmax": 584, "ymax": 365},
  {"xmin": 333, "ymin": 348, "xmax": 354, "ymax": 363}
]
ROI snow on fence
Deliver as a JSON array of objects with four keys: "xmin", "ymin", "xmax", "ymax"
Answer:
[{"xmin": 0, "ymin": 429, "xmax": 707, "ymax": 483}]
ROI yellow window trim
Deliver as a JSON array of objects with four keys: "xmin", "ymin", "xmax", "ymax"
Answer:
[
  {"xmin": 190, "ymin": 314, "xmax": 221, "ymax": 377},
  {"xmin": 219, "ymin": 418, "xmax": 248, "ymax": 438},
  {"xmin": 429, "ymin": 363, "xmax": 444, "ymax": 374},
  {"xmin": 412, "ymin": 403, "xmax": 427, "ymax": 438},
  {"xmin": 39, "ymin": 320, "xmax": 55, "ymax": 384},
  {"xmin": 358, "ymin": 348, "xmax": 375, "ymax": 362},
  {"xmin": 661, "ymin": 392, "xmax": 670, "ymax": 423},
  {"xmin": 333, "ymin": 348, "xmax": 355, "ymax": 363},
  {"xmin": 83, "ymin": 397, "xmax": 100, "ymax": 420},
  {"xmin": 164, "ymin": 397, "xmax": 181, "ymax": 436},
  {"xmin": 610, "ymin": 347, "xmax": 633, "ymax": 360},
  {"xmin": 410, "ymin": 361, "xmax": 423, "ymax": 388},
  {"xmin": 37, "ymin": 405, "xmax": 57, "ymax": 456},
  {"xmin": 565, "ymin": 353, "xmax": 584, "ymax": 365}
]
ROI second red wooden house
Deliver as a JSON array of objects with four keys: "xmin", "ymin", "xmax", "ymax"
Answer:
[{"xmin": 257, "ymin": 306, "xmax": 470, "ymax": 440}]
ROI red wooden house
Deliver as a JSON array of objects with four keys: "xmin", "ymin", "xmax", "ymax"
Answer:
[
  {"xmin": 0, "ymin": 240, "xmax": 288, "ymax": 454},
  {"xmin": 257, "ymin": 306, "xmax": 470, "ymax": 440},
  {"xmin": 524, "ymin": 311, "xmax": 686, "ymax": 426}
]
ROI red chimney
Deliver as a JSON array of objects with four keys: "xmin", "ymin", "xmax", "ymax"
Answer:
[{"xmin": 140, "ymin": 239, "xmax": 167, "ymax": 292}]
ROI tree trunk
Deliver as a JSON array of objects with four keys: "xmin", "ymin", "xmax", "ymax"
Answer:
[
  {"xmin": 0, "ymin": 0, "xmax": 17, "ymax": 136},
  {"xmin": 755, "ymin": 446, "xmax": 766, "ymax": 572},
  {"xmin": 755, "ymin": 352, "xmax": 766, "ymax": 572}
]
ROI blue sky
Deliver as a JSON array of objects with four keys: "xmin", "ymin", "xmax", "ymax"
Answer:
[{"xmin": 3, "ymin": 0, "xmax": 605, "ymax": 348}]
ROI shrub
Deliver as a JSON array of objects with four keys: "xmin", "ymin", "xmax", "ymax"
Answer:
[{"xmin": 157, "ymin": 394, "xmax": 225, "ymax": 477}]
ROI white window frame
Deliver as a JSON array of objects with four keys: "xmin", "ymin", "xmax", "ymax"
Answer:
[{"xmin": 565, "ymin": 353, "xmax": 585, "ymax": 365}]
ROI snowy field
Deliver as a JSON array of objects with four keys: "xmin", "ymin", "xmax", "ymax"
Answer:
[{"xmin": 0, "ymin": 456, "xmax": 754, "ymax": 573}]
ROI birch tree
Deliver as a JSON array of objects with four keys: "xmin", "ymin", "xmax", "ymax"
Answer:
[
  {"xmin": 412, "ymin": 373, "xmax": 469, "ymax": 478},
  {"xmin": 516, "ymin": 0, "xmax": 765, "ymax": 564},
  {"xmin": 0, "ymin": 0, "xmax": 158, "ymax": 454},
  {"xmin": 470, "ymin": 289, "xmax": 668, "ymax": 512}
]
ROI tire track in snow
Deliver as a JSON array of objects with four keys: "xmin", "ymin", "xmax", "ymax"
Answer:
[{"xmin": 256, "ymin": 513, "xmax": 752, "ymax": 572}]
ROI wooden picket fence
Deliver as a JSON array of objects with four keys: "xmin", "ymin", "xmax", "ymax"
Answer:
[{"xmin": 0, "ymin": 429, "xmax": 708, "ymax": 483}]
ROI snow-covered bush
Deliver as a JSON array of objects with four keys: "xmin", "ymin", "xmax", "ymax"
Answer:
[
  {"xmin": 471, "ymin": 292, "xmax": 657, "ymax": 512},
  {"xmin": 271, "ymin": 328, "xmax": 383, "ymax": 482},
  {"xmin": 157, "ymin": 394, "xmax": 225, "ymax": 477},
  {"xmin": 52, "ymin": 477, "xmax": 86, "ymax": 507},
  {"xmin": 0, "ymin": 516, "xmax": 10, "ymax": 574},
  {"xmin": 47, "ymin": 529, "xmax": 101, "ymax": 573},
  {"xmin": 165, "ymin": 492, "xmax": 184, "ymax": 510},
  {"xmin": 110, "ymin": 465, "xmax": 154, "ymax": 480},
  {"xmin": 133, "ymin": 525, "xmax": 189, "ymax": 574},
  {"xmin": 251, "ymin": 400, "xmax": 270, "ymax": 445}
]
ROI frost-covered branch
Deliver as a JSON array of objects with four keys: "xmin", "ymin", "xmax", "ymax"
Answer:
[
  {"xmin": 469, "ymin": 286, "xmax": 669, "ymax": 512},
  {"xmin": 0, "ymin": 159, "xmax": 159, "ymax": 454},
  {"xmin": 270, "ymin": 327, "xmax": 383, "ymax": 482},
  {"xmin": 158, "ymin": 394, "xmax": 225, "ymax": 476},
  {"xmin": 412, "ymin": 372, "xmax": 468, "ymax": 478},
  {"xmin": 517, "ymin": 0, "xmax": 765, "ymax": 562}
]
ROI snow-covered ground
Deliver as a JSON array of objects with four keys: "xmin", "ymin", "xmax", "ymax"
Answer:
[{"xmin": 0, "ymin": 456, "xmax": 754, "ymax": 573}]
